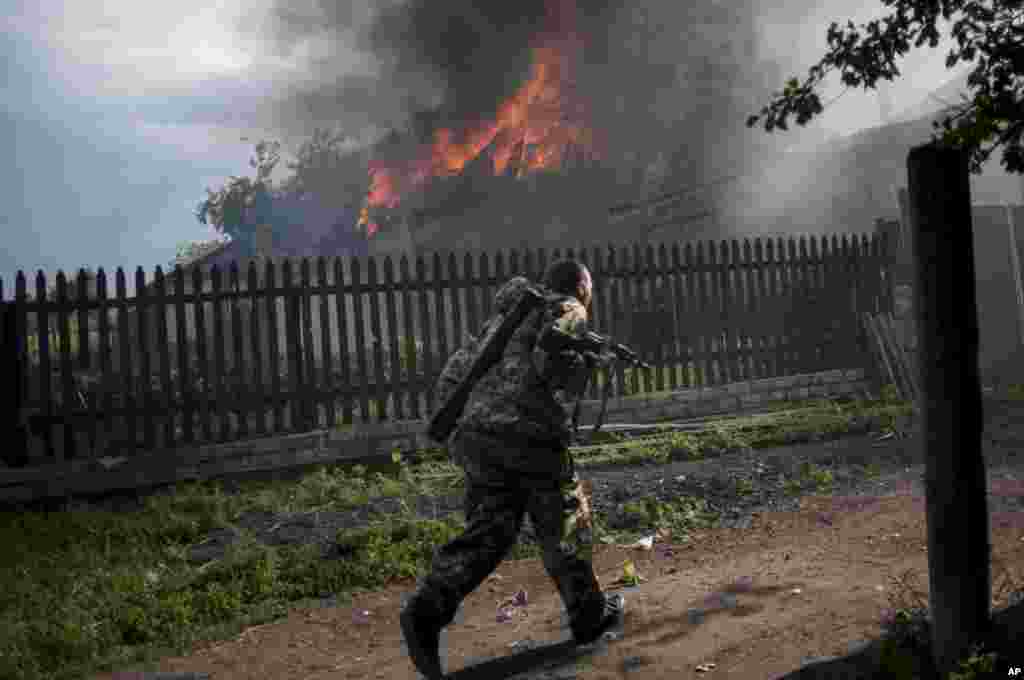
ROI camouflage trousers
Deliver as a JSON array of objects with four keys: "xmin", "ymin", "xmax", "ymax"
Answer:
[{"xmin": 407, "ymin": 429, "xmax": 605, "ymax": 629}]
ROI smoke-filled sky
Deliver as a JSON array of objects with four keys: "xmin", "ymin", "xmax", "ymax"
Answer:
[{"xmin": 3, "ymin": 0, "xmax": 971, "ymax": 289}]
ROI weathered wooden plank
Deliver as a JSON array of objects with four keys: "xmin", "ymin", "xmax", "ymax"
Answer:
[
  {"xmin": 432, "ymin": 252, "xmax": 448, "ymax": 393},
  {"xmin": 209, "ymin": 266, "xmax": 228, "ymax": 441},
  {"xmin": 55, "ymin": 271, "xmax": 75, "ymax": 459},
  {"xmin": 399, "ymin": 256, "xmax": 419, "ymax": 420},
  {"xmin": 670, "ymin": 243, "xmax": 689, "ymax": 387},
  {"xmin": 249, "ymin": 262, "xmax": 267, "ymax": 437},
  {"xmin": 300, "ymin": 258, "xmax": 317, "ymax": 430},
  {"xmin": 153, "ymin": 267, "xmax": 174, "ymax": 448},
  {"xmin": 657, "ymin": 243, "xmax": 676, "ymax": 391},
  {"xmin": 75, "ymin": 268, "xmax": 99, "ymax": 456},
  {"xmin": 174, "ymin": 265, "xmax": 193, "ymax": 445},
  {"xmin": 134, "ymin": 267, "xmax": 156, "ymax": 451},
  {"xmin": 478, "ymin": 251, "xmax": 493, "ymax": 319},
  {"xmin": 463, "ymin": 252, "xmax": 479, "ymax": 339},
  {"xmin": 416, "ymin": 255, "xmax": 434, "ymax": 415},
  {"xmin": 334, "ymin": 258, "xmax": 353, "ymax": 425},
  {"xmin": 116, "ymin": 269, "xmax": 134, "ymax": 450},
  {"xmin": 350, "ymin": 257, "xmax": 371, "ymax": 423},
  {"xmin": 264, "ymin": 260, "xmax": 284, "ymax": 432},
  {"xmin": 230, "ymin": 263, "xmax": 248, "ymax": 439},
  {"xmin": 96, "ymin": 270, "xmax": 113, "ymax": 456},
  {"xmin": 367, "ymin": 257, "xmax": 386, "ymax": 422},
  {"xmin": 383, "ymin": 256, "xmax": 403, "ymax": 421},
  {"xmin": 193, "ymin": 262, "xmax": 214, "ymax": 438},
  {"xmin": 447, "ymin": 251, "xmax": 463, "ymax": 363},
  {"xmin": 741, "ymin": 239, "xmax": 759, "ymax": 380},
  {"xmin": 796, "ymin": 236, "xmax": 813, "ymax": 374},
  {"xmin": 510, "ymin": 248, "xmax": 522, "ymax": 282}
]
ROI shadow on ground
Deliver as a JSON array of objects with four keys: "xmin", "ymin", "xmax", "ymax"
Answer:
[{"xmin": 776, "ymin": 601, "xmax": 1024, "ymax": 679}]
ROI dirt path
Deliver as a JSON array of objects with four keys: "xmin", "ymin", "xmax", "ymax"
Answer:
[{"xmin": 92, "ymin": 429, "xmax": 1024, "ymax": 680}]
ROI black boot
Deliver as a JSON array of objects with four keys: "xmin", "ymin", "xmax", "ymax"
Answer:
[
  {"xmin": 400, "ymin": 599, "xmax": 445, "ymax": 679},
  {"xmin": 571, "ymin": 592, "xmax": 625, "ymax": 645}
]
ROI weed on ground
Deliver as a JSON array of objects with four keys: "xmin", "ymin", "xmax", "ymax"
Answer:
[{"xmin": 0, "ymin": 393, "xmax": 925, "ymax": 680}]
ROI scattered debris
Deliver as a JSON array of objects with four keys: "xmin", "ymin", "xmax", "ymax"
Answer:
[
  {"xmin": 696, "ymin": 662, "xmax": 717, "ymax": 672},
  {"xmin": 629, "ymin": 535, "xmax": 655, "ymax": 550}
]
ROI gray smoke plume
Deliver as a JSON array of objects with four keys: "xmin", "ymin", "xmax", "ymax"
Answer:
[
  {"xmin": 251, "ymin": 1, "xmax": 768, "ymax": 167},
  {"xmin": 241, "ymin": 0, "xmax": 802, "ymax": 249}
]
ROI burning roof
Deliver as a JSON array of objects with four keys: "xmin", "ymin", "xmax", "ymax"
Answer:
[{"xmin": 357, "ymin": 1, "xmax": 602, "ymax": 236}]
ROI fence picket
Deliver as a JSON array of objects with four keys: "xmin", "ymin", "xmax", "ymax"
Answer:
[
  {"xmin": 383, "ymin": 256, "xmax": 403, "ymax": 420},
  {"xmin": 116, "ymin": 269, "xmax": 134, "ymax": 447},
  {"xmin": 350, "ymin": 257, "xmax": 371, "ymax": 423},
  {"xmin": 209, "ymin": 266, "xmax": 228, "ymax": 441},
  {"xmin": 174, "ymin": 266, "xmax": 193, "ymax": 445},
  {"xmin": 670, "ymin": 243, "xmax": 689, "ymax": 387},
  {"xmin": 75, "ymin": 268, "xmax": 99, "ymax": 456},
  {"xmin": 367, "ymin": 257, "xmax": 386, "ymax": 422},
  {"xmin": 55, "ymin": 271, "xmax": 76, "ymax": 459},
  {"xmin": 153, "ymin": 267, "xmax": 174, "ymax": 447},
  {"xmin": 249, "ymin": 262, "xmax": 266, "ymax": 436},
  {"xmin": 96, "ymin": 270, "xmax": 112, "ymax": 455},
  {"xmin": 740, "ymin": 239, "xmax": 757, "ymax": 380},
  {"xmin": 264, "ymin": 260, "xmax": 283, "ymax": 431},
  {"xmin": 399, "ymin": 256, "xmax": 419, "ymax": 419},
  {"xmin": 316, "ymin": 257, "xmax": 335, "ymax": 428},
  {"xmin": 230, "ymin": 263, "xmax": 248, "ymax": 439},
  {"xmin": 479, "ymin": 251, "xmax": 492, "ymax": 319},
  {"xmin": 510, "ymin": 248, "xmax": 522, "ymax": 282},
  {"xmin": 299, "ymin": 258, "xmax": 316, "ymax": 429},
  {"xmin": 416, "ymin": 255, "xmax": 434, "ymax": 415},
  {"xmin": 796, "ymin": 237, "xmax": 812, "ymax": 373},
  {"xmin": 463, "ymin": 252, "xmax": 479, "ymax": 339},
  {"xmin": 657, "ymin": 243, "xmax": 675, "ymax": 391},
  {"xmin": 334, "ymin": 258, "xmax": 353, "ymax": 425},
  {"xmin": 705, "ymin": 242, "xmax": 722, "ymax": 384},
  {"xmin": 642, "ymin": 243, "xmax": 662, "ymax": 391},
  {"xmin": 133, "ymin": 268, "xmax": 156, "ymax": 450},
  {"xmin": 447, "ymin": 252, "xmax": 463, "ymax": 360},
  {"xmin": 432, "ymin": 252, "xmax": 448, "ymax": 393}
]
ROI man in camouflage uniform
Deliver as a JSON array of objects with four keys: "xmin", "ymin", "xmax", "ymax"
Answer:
[{"xmin": 401, "ymin": 259, "xmax": 625, "ymax": 679}]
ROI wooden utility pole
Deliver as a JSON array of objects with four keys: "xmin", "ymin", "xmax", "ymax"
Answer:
[{"xmin": 906, "ymin": 143, "xmax": 991, "ymax": 675}]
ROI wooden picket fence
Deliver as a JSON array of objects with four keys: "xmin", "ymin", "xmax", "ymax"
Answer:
[{"xmin": 1, "ymin": 234, "xmax": 892, "ymax": 466}]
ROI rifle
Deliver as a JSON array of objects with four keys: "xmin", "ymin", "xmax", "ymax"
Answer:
[
  {"xmin": 537, "ymin": 327, "xmax": 651, "ymax": 370},
  {"xmin": 427, "ymin": 286, "xmax": 546, "ymax": 444},
  {"xmin": 538, "ymin": 328, "xmax": 651, "ymax": 444}
]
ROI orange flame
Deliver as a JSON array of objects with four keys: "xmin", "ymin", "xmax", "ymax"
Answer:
[{"xmin": 358, "ymin": 3, "xmax": 597, "ymax": 234}]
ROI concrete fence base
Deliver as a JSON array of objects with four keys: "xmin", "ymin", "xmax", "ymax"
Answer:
[{"xmin": 0, "ymin": 368, "xmax": 868, "ymax": 505}]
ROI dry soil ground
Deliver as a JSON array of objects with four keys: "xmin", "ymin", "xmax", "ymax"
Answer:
[{"xmin": 90, "ymin": 403, "xmax": 1024, "ymax": 680}]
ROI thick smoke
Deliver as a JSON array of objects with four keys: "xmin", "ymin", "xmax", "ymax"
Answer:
[{"xmin": 253, "ymin": 1, "xmax": 764, "ymax": 169}]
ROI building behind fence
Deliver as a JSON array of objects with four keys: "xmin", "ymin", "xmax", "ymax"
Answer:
[{"xmin": 2, "ymin": 234, "xmax": 892, "ymax": 467}]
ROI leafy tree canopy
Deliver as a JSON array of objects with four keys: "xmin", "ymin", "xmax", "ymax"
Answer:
[
  {"xmin": 747, "ymin": 0, "xmax": 1024, "ymax": 174},
  {"xmin": 195, "ymin": 140, "xmax": 281, "ymax": 248}
]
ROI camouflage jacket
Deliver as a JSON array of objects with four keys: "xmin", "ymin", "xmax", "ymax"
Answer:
[{"xmin": 456, "ymin": 276, "xmax": 590, "ymax": 447}]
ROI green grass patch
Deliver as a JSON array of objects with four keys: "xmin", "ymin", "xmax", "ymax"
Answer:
[
  {"xmin": 573, "ymin": 396, "xmax": 912, "ymax": 469},
  {"xmin": 0, "ymin": 394, "xmax": 912, "ymax": 680}
]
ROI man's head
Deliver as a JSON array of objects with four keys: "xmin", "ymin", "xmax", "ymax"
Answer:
[{"xmin": 543, "ymin": 259, "xmax": 593, "ymax": 309}]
